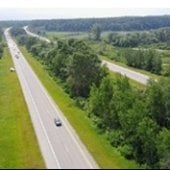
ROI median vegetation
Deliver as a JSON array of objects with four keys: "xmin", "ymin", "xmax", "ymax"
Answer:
[
  {"xmin": 18, "ymin": 39, "xmax": 139, "ymax": 168},
  {"xmin": 12, "ymin": 27, "xmax": 170, "ymax": 168},
  {"xmin": 0, "ymin": 48, "xmax": 45, "ymax": 168}
]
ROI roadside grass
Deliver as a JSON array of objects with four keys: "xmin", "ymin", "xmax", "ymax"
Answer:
[
  {"xmin": 19, "ymin": 46, "xmax": 139, "ymax": 169},
  {"xmin": 0, "ymin": 48, "xmax": 45, "ymax": 168},
  {"xmin": 46, "ymin": 31, "xmax": 126, "ymax": 41},
  {"xmin": 46, "ymin": 31, "xmax": 88, "ymax": 41}
]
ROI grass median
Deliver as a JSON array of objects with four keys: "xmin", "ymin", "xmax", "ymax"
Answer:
[
  {"xmin": 0, "ymin": 48, "xmax": 45, "ymax": 168},
  {"xmin": 19, "ymin": 46, "xmax": 139, "ymax": 168}
]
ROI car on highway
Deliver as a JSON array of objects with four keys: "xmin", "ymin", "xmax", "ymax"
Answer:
[
  {"xmin": 15, "ymin": 54, "xmax": 19, "ymax": 59},
  {"xmin": 54, "ymin": 118, "xmax": 62, "ymax": 126},
  {"xmin": 10, "ymin": 67, "xmax": 15, "ymax": 72}
]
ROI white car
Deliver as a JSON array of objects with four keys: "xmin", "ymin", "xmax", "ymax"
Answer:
[{"xmin": 10, "ymin": 67, "xmax": 15, "ymax": 72}]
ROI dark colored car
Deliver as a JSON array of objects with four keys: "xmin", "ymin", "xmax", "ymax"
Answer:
[
  {"xmin": 54, "ymin": 118, "xmax": 62, "ymax": 126},
  {"xmin": 15, "ymin": 54, "xmax": 19, "ymax": 59}
]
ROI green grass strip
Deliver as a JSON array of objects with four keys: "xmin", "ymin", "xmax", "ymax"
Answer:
[
  {"xmin": 0, "ymin": 48, "xmax": 45, "ymax": 168},
  {"xmin": 19, "ymin": 46, "xmax": 139, "ymax": 168}
]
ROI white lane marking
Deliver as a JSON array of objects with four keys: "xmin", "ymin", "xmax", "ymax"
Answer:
[
  {"xmin": 27, "ymin": 61, "xmax": 97, "ymax": 169},
  {"xmin": 19, "ymin": 69, "xmax": 61, "ymax": 169},
  {"xmin": 5, "ymin": 31, "xmax": 61, "ymax": 169},
  {"xmin": 14, "ymin": 28, "xmax": 98, "ymax": 168}
]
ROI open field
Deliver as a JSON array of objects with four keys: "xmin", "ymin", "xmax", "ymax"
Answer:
[
  {"xmin": 0, "ymin": 48, "xmax": 45, "ymax": 168},
  {"xmin": 46, "ymin": 31, "xmax": 88, "ymax": 40}
]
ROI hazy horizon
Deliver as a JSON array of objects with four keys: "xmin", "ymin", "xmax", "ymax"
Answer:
[
  {"xmin": 0, "ymin": 8, "xmax": 170, "ymax": 21},
  {"xmin": 0, "ymin": 0, "xmax": 170, "ymax": 20}
]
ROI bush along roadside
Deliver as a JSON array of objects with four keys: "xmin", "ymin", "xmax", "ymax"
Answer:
[{"xmin": 14, "ymin": 32, "xmax": 170, "ymax": 169}]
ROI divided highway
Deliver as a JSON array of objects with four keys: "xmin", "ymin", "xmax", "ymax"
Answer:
[
  {"xmin": 4, "ymin": 28, "xmax": 98, "ymax": 169},
  {"xmin": 23, "ymin": 26, "xmax": 150, "ymax": 85}
]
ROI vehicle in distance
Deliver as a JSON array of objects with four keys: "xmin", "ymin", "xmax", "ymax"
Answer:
[
  {"xmin": 54, "ymin": 118, "xmax": 62, "ymax": 126},
  {"xmin": 10, "ymin": 67, "xmax": 15, "ymax": 72},
  {"xmin": 15, "ymin": 54, "xmax": 19, "ymax": 59}
]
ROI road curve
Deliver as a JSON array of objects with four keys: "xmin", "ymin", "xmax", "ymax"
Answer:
[
  {"xmin": 23, "ymin": 26, "xmax": 150, "ymax": 85},
  {"xmin": 4, "ymin": 28, "xmax": 98, "ymax": 169},
  {"xmin": 23, "ymin": 26, "xmax": 51, "ymax": 43}
]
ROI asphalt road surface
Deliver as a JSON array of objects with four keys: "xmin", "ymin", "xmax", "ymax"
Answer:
[
  {"xmin": 102, "ymin": 60, "xmax": 150, "ymax": 85},
  {"xmin": 23, "ymin": 26, "xmax": 150, "ymax": 85},
  {"xmin": 4, "ymin": 28, "xmax": 98, "ymax": 169},
  {"xmin": 23, "ymin": 26, "xmax": 51, "ymax": 43}
]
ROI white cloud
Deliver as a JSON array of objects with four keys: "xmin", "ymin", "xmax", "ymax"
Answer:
[{"xmin": 0, "ymin": 0, "xmax": 170, "ymax": 8}]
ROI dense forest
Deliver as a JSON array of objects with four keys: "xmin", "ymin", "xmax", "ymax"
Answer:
[
  {"xmin": 123, "ymin": 49, "xmax": 162, "ymax": 74},
  {"xmin": 107, "ymin": 27, "xmax": 170, "ymax": 48},
  {"xmin": 29, "ymin": 15, "xmax": 170, "ymax": 32},
  {"xmin": 88, "ymin": 76, "xmax": 170, "ymax": 168},
  {"xmin": 28, "ymin": 17, "xmax": 170, "ymax": 76},
  {"xmin": 11, "ymin": 27, "xmax": 170, "ymax": 168},
  {"xmin": 12, "ymin": 30, "xmax": 107, "ymax": 97},
  {"xmin": 89, "ymin": 27, "xmax": 170, "ymax": 75},
  {"xmin": 0, "ymin": 20, "xmax": 29, "ymax": 29},
  {"xmin": 1, "ymin": 15, "xmax": 170, "ymax": 33}
]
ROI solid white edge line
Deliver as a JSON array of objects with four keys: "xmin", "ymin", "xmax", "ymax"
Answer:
[
  {"xmin": 18, "ymin": 64, "xmax": 61, "ymax": 169},
  {"xmin": 35, "ymin": 74, "xmax": 97, "ymax": 169},
  {"xmin": 23, "ymin": 27, "xmax": 98, "ymax": 169},
  {"xmin": 5, "ymin": 29, "xmax": 61, "ymax": 169},
  {"xmin": 21, "ymin": 44, "xmax": 97, "ymax": 169}
]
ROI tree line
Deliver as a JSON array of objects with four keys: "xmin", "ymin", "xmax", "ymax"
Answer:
[
  {"xmin": 107, "ymin": 27, "xmax": 170, "ymax": 48},
  {"xmin": 12, "ymin": 28, "xmax": 170, "ymax": 168},
  {"xmin": 88, "ymin": 75, "xmax": 170, "ymax": 168},
  {"xmin": 91, "ymin": 43, "xmax": 162, "ymax": 75},
  {"xmin": 12, "ymin": 29, "xmax": 106, "ymax": 98},
  {"xmin": 0, "ymin": 21, "xmax": 29, "ymax": 30},
  {"xmin": 1, "ymin": 16, "xmax": 170, "ymax": 33},
  {"xmin": 124, "ymin": 49, "xmax": 162, "ymax": 74},
  {"xmin": 29, "ymin": 15, "xmax": 170, "ymax": 32}
]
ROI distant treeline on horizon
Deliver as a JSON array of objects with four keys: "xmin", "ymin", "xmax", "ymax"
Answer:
[{"xmin": 1, "ymin": 15, "xmax": 170, "ymax": 32}]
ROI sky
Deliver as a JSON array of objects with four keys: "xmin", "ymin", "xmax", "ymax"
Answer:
[{"xmin": 0, "ymin": 0, "xmax": 170, "ymax": 20}]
